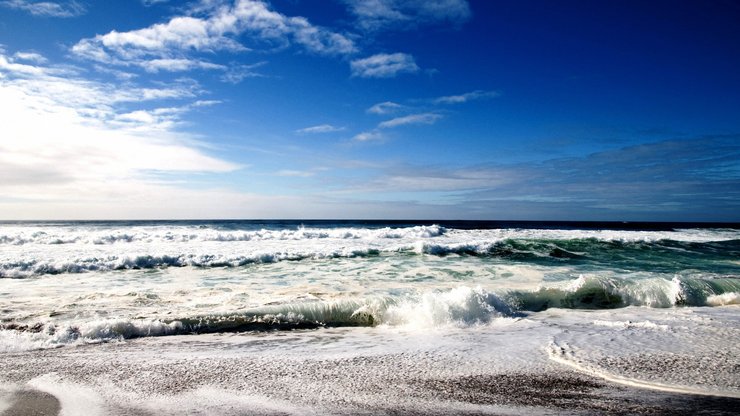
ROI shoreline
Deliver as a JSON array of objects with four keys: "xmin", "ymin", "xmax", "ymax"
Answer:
[
  {"xmin": 2, "ymin": 370, "xmax": 739, "ymax": 415},
  {"xmin": 548, "ymin": 345, "xmax": 740, "ymax": 400},
  {"xmin": 1, "ymin": 389, "xmax": 60, "ymax": 416},
  {"xmin": 2, "ymin": 328, "xmax": 739, "ymax": 416}
]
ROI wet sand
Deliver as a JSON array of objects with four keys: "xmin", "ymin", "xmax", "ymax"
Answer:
[
  {"xmin": 2, "ymin": 374, "xmax": 739, "ymax": 415},
  {"xmin": 2, "ymin": 389, "xmax": 60, "ymax": 416},
  {"xmin": 2, "ymin": 344, "xmax": 739, "ymax": 415}
]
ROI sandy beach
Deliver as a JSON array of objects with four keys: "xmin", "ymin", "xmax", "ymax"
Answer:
[
  {"xmin": 2, "ymin": 349, "xmax": 738, "ymax": 415},
  {"xmin": 2, "ymin": 319, "xmax": 738, "ymax": 416}
]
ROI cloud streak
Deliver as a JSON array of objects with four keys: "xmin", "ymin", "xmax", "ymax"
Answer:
[
  {"xmin": 367, "ymin": 101, "xmax": 402, "ymax": 115},
  {"xmin": 71, "ymin": 0, "xmax": 356, "ymax": 74},
  {"xmin": 13, "ymin": 51, "xmax": 47, "ymax": 63},
  {"xmin": 378, "ymin": 112, "xmax": 442, "ymax": 128},
  {"xmin": 343, "ymin": 0, "xmax": 471, "ymax": 31},
  {"xmin": 352, "ymin": 112, "xmax": 441, "ymax": 143},
  {"xmin": 220, "ymin": 61, "xmax": 267, "ymax": 83},
  {"xmin": 352, "ymin": 131, "xmax": 385, "ymax": 142},
  {"xmin": 433, "ymin": 90, "xmax": 500, "ymax": 104},
  {"xmin": 0, "ymin": 0, "xmax": 85, "ymax": 17},
  {"xmin": 350, "ymin": 53, "xmax": 418, "ymax": 78},
  {"xmin": 296, "ymin": 124, "xmax": 345, "ymax": 134},
  {"xmin": 350, "ymin": 136, "xmax": 740, "ymax": 220}
]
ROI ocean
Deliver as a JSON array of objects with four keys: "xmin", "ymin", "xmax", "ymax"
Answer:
[{"xmin": 1, "ymin": 220, "xmax": 738, "ymax": 415}]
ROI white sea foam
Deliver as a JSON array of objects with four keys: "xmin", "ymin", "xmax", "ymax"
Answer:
[
  {"xmin": 3, "ymin": 306, "xmax": 738, "ymax": 414},
  {"xmin": 0, "ymin": 319, "xmax": 186, "ymax": 353},
  {"xmin": 0, "ymin": 327, "xmax": 75, "ymax": 353},
  {"xmin": 1, "ymin": 221, "xmax": 738, "ymax": 414},
  {"xmin": 0, "ymin": 224, "xmax": 448, "ymax": 245},
  {"xmin": 0, "ymin": 224, "xmax": 736, "ymax": 248},
  {"xmin": 705, "ymin": 292, "xmax": 740, "ymax": 306},
  {"xmin": 548, "ymin": 306, "xmax": 740, "ymax": 398},
  {"xmin": 8, "ymin": 276, "xmax": 735, "ymax": 353},
  {"xmin": 592, "ymin": 320, "xmax": 669, "ymax": 330},
  {"xmin": 1, "ymin": 223, "xmax": 737, "ymax": 278},
  {"xmin": 0, "ymin": 286, "xmax": 517, "ymax": 351},
  {"xmin": 379, "ymin": 286, "xmax": 514, "ymax": 328},
  {"xmin": 1, "ymin": 222, "xmax": 737, "ymax": 360},
  {"xmin": 3, "ymin": 270, "xmax": 739, "ymax": 353},
  {"xmin": 28, "ymin": 373, "xmax": 107, "ymax": 416}
]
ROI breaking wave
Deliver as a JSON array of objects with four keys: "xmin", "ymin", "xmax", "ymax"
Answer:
[
  {"xmin": 3, "ymin": 278, "xmax": 738, "ymax": 351},
  {"xmin": 2, "ymin": 236, "xmax": 738, "ymax": 278},
  {"xmin": 0, "ymin": 225, "xmax": 448, "ymax": 246}
]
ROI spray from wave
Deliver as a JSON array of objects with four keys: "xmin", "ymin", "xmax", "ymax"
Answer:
[{"xmin": 2, "ymin": 277, "xmax": 738, "ymax": 351}]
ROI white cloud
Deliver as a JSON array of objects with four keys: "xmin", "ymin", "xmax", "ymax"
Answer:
[
  {"xmin": 332, "ymin": 165, "xmax": 516, "ymax": 195},
  {"xmin": 0, "ymin": 53, "xmax": 50, "ymax": 76},
  {"xmin": 288, "ymin": 15, "xmax": 357, "ymax": 55},
  {"xmin": 139, "ymin": 58, "xmax": 226, "ymax": 73},
  {"xmin": 353, "ymin": 131, "xmax": 385, "ymax": 142},
  {"xmin": 12, "ymin": 51, "xmax": 47, "ymax": 63},
  {"xmin": 296, "ymin": 124, "xmax": 345, "ymax": 134},
  {"xmin": 220, "ymin": 61, "xmax": 267, "ymax": 83},
  {"xmin": 71, "ymin": 15, "xmax": 245, "ymax": 63},
  {"xmin": 433, "ymin": 90, "xmax": 500, "ymax": 104},
  {"xmin": 378, "ymin": 112, "xmax": 442, "ymax": 129},
  {"xmin": 0, "ymin": 0, "xmax": 85, "ymax": 17},
  {"xmin": 0, "ymin": 51, "xmax": 241, "ymax": 218},
  {"xmin": 93, "ymin": 65, "xmax": 138, "ymax": 81},
  {"xmin": 71, "ymin": 0, "xmax": 356, "ymax": 73},
  {"xmin": 0, "ymin": 181, "xmax": 329, "ymax": 220},
  {"xmin": 352, "ymin": 112, "xmax": 442, "ymax": 144},
  {"xmin": 367, "ymin": 101, "xmax": 402, "ymax": 115},
  {"xmin": 343, "ymin": 0, "xmax": 471, "ymax": 31},
  {"xmin": 276, "ymin": 170, "xmax": 315, "ymax": 177},
  {"xmin": 350, "ymin": 53, "xmax": 419, "ymax": 78},
  {"xmin": 111, "ymin": 106, "xmax": 197, "ymax": 132},
  {"xmin": 193, "ymin": 99, "xmax": 222, "ymax": 107},
  {"xmin": 379, "ymin": 175, "xmax": 494, "ymax": 191},
  {"xmin": 274, "ymin": 166, "xmax": 328, "ymax": 177}
]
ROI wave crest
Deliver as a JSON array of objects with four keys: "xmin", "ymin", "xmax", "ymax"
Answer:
[{"xmin": 4, "ymin": 277, "xmax": 738, "ymax": 352}]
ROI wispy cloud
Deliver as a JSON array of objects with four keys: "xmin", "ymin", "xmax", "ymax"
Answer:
[
  {"xmin": 0, "ymin": 0, "xmax": 85, "ymax": 17},
  {"xmin": 12, "ymin": 51, "xmax": 47, "ymax": 63},
  {"xmin": 138, "ymin": 58, "xmax": 226, "ymax": 73},
  {"xmin": 0, "ymin": 54, "xmax": 197, "ymax": 106},
  {"xmin": 378, "ymin": 112, "xmax": 442, "ymax": 128},
  {"xmin": 433, "ymin": 90, "xmax": 500, "ymax": 104},
  {"xmin": 220, "ymin": 61, "xmax": 268, "ymax": 83},
  {"xmin": 367, "ymin": 101, "xmax": 403, "ymax": 115},
  {"xmin": 350, "ymin": 53, "xmax": 419, "ymax": 78},
  {"xmin": 371, "ymin": 170, "xmax": 507, "ymax": 192},
  {"xmin": 275, "ymin": 167, "xmax": 328, "ymax": 177},
  {"xmin": 110, "ymin": 100, "xmax": 222, "ymax": 132},
  {"xmin": 0, "ymin": 51, "xmax": 240, "ymax": 216},
  {"xmin": 343, "ymin": 0, "xmax": 471, "ymax": 31},
  {"xmin": 352, "ymin": 112, "xmax": 442, "ymax": 143},
  {"xmin": 326, "ymin": 135, "xmax": 740, "ymax": 220},
  {"xmin": 71, "ymin": 0, "xmax": 356, "ymax": 74},
  {"xmin": 353, "ymin": 131, "xmax": 385, "ymax": 142},
  {"xmin": 276, "ymin": 170, "xmax": 315, "ymax": 177},
  {"xmin": 193, "ymin": 100, "xmax": 222, "ymax": 107},
  {"xmin": 296, "ymin": 124, "xmax": 346, "ymax": 134}
]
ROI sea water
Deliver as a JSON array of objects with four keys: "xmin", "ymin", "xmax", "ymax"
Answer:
[{"xmin": 0, "ymin": 220, "xmax": 738, "ymax": 414}]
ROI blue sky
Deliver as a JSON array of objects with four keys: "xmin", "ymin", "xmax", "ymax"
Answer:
[{"xmin": 0, "ymin": 0, "xmax": 738, "ymax": 220}]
